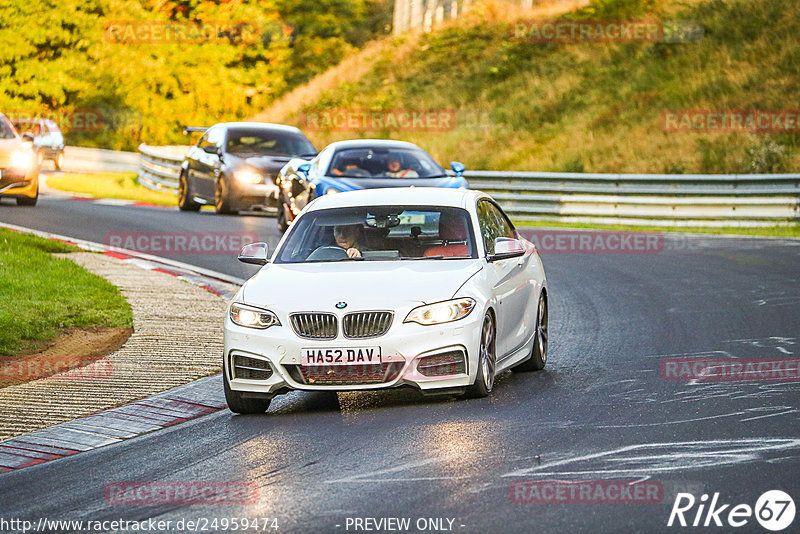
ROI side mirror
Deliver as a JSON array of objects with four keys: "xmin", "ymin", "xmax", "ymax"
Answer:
[
  {"xmin": 487, "ymin": 237, "xmax": 525, "ymax": 262},
  {"xmin": 450, "ymin": 161, "xmax": 466, "ymax": 177},
  {"xmin": 238, "ymin": 242, "xmax": 269, "ymax": 265},
  {"xmin": 202, "ymin": 145, "xmax": 219, "ymax": 155},
  {"xmin": 21, "ymin": 132, "xmax": 34, "ymax": 143},
  {"xmin": 297, "ymin": 163, "xmax": 311, "ymax": 176}
]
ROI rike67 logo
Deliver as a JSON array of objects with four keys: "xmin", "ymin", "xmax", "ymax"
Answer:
[{"xmin": 668, "ymin": 490, "xmax": 795, "ymax": 531}]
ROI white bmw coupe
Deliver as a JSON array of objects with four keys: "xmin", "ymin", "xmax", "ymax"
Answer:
[{"xmin": 223, "ymin": 187, "xmax": 548, "ymax": 413}]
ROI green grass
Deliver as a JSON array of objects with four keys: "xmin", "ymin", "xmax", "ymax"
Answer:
[
  {"xmin": 0, "ymin": 229, "xmax": 133, "ymax": 356},
  {"xmin": 515, "ymin": 220, "xmax": 800, "ymax": 238},
  {"xmin": 47, "ymin": 172, "xmax": 179, "ymax": 206},
  {"xmin": 263, "ymin": 0, "xmax": 800, "ymax": 174}
]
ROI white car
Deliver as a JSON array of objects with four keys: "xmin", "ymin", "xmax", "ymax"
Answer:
[{"xmin": 223, "ymin": 188, "xmax": 548, "ymax": 413}]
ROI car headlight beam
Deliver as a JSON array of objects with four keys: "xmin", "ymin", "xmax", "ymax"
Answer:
[
  {"xmin": 404, "ymin": 298, "xmax": 476, "ymax": 326},
  {"xmin": 11, "ymin": 150, "xmax": 33, "ymax": 170},
  {"xmin": 233, "ymin": 170, "xmax": 264, "ymax": 184},
  {"xmin": 230, "ymin": 303, "xmax": 280, "ymax": 329}
]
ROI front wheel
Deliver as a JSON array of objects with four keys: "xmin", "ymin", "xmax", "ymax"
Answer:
[
  {"xmin": 215, "ymin": 177, "xmax": 238, "ymax": 215},
  {"xmin": 224, "ymin": 372, "xmax": 271, "ymax": 414},
  {"xmin": 54, "ymin": 151, "xmax": 64, "ymax": 170},
  {"xmin": 464, "ymin": 313, "xmax": 496, "ymax": 398},
  {"xmin": 511, "ymin": 293, "xmax": 548, "ymax": 372},
  {"xmin": 178, "ymin": 173, "xmax": 201, "ymax": 211}
]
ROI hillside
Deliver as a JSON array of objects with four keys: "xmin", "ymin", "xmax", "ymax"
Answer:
[{"xmin": 253, "ymin": 0, "xmax": 800, "ymax": 174}]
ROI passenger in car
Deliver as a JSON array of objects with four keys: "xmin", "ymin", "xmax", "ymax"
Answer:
[{"xmin": 385, "ymin": 156, "xmax": 419, "ymax": 178}]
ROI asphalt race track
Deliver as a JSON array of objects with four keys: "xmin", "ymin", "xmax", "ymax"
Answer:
[{"xmin": 1, "ymin": 190, "xmax": 799, "ymax": 533}]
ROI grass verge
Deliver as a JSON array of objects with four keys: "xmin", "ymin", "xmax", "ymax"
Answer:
[
  {"xmin": 0, "ymin": 229, "xmax": 133, "ymax": 356},
  {"xmin": 46, "ymin": 172, "xmax": 179, "ymax": 206}
]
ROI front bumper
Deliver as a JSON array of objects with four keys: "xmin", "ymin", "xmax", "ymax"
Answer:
[
  {"xmin": 0, "ymin": 168, "xmax": 36, "ymax": 196},
  {"xmin": 223, "ymin": 309, "xmax": 484, "ymax": 394},
  {"xmin": 230, "ymin": 181, "xmax": 280, "ymax": 211}
]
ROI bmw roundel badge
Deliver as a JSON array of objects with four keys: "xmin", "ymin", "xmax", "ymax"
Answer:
[{"xmin": 335, "ymin": 301, "xmax": 347, "ymax": 309}]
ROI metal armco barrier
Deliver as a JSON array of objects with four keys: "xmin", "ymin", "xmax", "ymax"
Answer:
[
  {"xmin": 138, "ymin": 144, "xmax": 800, "ymax": 227},
  {"xmin": 137, "ymin": 144, "xmax": 185, "ymax": 192},
  {"xmin": 465, "ymin": 171, "xmax": 800, "ymax": 227}
]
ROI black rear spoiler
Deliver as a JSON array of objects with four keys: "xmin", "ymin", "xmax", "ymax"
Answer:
[{"xmin": 183, "ymin": 126, "xmax": 208, "ymax": 135}]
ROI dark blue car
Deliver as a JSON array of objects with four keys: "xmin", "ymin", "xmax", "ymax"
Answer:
[{"xmin": 276, "ymin": 139, "xmax": 467, "ymax": 231}]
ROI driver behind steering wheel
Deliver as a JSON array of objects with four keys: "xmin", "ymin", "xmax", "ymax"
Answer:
[{"xmin": 333, "ymin": 224, "xmax": 363, "ymax": 258}]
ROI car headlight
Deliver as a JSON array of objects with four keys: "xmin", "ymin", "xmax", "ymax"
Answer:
[
  {"xmin": 233, "ymin": 170, "xmax": 263, "ymax": 184},
  {"xmin": 229, "ymin": 303, "xmax": 280, "ymax": 329},
  {"xmin": 326, "ymin": 187, "xmax": 340, "ymax": 195},
  {"xmin": 11, "ymin": 150, "xmax": 33, "ymax": 170},
  {"xmin": 404, "ymin": 298, "xmax": 476, "ymax": 326}
]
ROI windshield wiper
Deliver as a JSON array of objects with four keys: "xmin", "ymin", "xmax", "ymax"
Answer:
[{"xmin": 400, "ymin": 255, "xmax": 444, "ymax": 260}]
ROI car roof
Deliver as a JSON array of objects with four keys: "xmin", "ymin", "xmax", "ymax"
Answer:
[
  {"xmin": 305, "ymin": 187, "xmax": 487, "ymax": 211},
  {"xmin": 326, "ymin": 139, "xmax": 425, "ymax": 151},
  {"xmin": 213, "ymin": 122, "xmax": 306, "ymax": 134}
]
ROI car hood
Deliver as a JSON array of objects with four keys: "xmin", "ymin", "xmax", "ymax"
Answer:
[
  {"xmin": 228, "ymin": 154, "xmax": 295, "ymax": 174},
  {"xmin": 241, "ymin": 259, "xmax": 483, "ymax": 311},
  {"xmin": 326, "ymin": 176, "xmax": 464, "ymax": 190}
]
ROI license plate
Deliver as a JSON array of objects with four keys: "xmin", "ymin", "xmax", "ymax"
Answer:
[{"xmin": 301, "ymin": 347, "xmax": 381, "ymax": 366}]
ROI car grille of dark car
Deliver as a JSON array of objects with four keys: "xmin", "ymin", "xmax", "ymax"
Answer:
[
  {"xmin": 290, "ymin": 313, "xmax": 338, "ymax": 340},
  {"xmin": 416, "ymin": 349, "xmax": 467, "ymax": 377},
  {"xmin": 342, "ymin": 311, "xmax": 393, "ymax": 339},
  {"xmin": 286, "ymin": 363, "xmax": 404, "ymax": 386},
  {"xmin": 231, "ymin": 354, "xmax": 273, "ymax": 380}
]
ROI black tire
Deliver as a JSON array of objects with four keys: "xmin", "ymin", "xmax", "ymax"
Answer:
[
  {"xmin": 463, "ymin": 313, "xmax": 496, "ymax": 398},
  {"xmin": 512, "ymin": 293, "xmax": 548, "ymax": 372},
  {"xmin": 215, "ymin": 177, "xmax": 237, "ymax": 215},
  {"xmin": 16, "ymin": 181, "xmax": 38, "ymax": 206},
  {"xmin": 54, "ymin": 151, "xmax": 64, "ymax": 170},
  {"xmin": 277, "ymin": 195, "xmax": 289, "ymax": 233},
  {"xmin": 224, "ymin": 371, "xmax": 271, "ymax": 414},
  {"xmin": 178, "ymin": 173, "xmax": 201, "ymax": 212}
]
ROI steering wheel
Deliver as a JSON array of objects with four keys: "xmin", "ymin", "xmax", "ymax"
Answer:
[{"xmin": 307, "ymin": 246, "xmax": 349, "ymax": 261}]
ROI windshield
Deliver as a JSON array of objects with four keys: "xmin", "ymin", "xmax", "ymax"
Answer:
[
  {"xmin": 226, "ymin": 128, "xmax": 315, "ymax": 157},
  {"xmin": 326, "ymin": 147, "xmax": 446, "ymax": 178},
  {"xmin": 0, "ymin": 117, "xmax": 16, "ymax": 139},
  {"xmin": 276, "ymin": 206, "xmax": 477, "ymax": 263}
]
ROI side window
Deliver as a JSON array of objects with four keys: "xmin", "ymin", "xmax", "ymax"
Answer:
[
  {"xmin": 198, "ymin": 127, "xmax": 224, "ymax": 150},
  {"xmin": 490, "ymin": 202, "xmax": 516, "ymax": 239},
  {"xmin": 477, "ymin": 200, "xmax": 498, "ymax": 255},
  {"xmin": 197, "ymin": 131, "xmax": 211, "ymax": 148},
  {"xmin": 207, "ymin": 127, "xmax": 224, "ymax": 149},
  {"xmin": 478, "ymin": 200, "xmax": 516, "ymax": 255}
]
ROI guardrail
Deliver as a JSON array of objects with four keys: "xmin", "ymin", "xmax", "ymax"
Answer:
[
  {"xmin": 137, "ymin": 144, "xmax": 185, "ymax": 193},
  {"xmin": 137, "ymin": 144, "xmax": 799, "ymax": 226},
  {"xmin": 466, "ymin": 171, "xmax": 800, "ymax": 227}
]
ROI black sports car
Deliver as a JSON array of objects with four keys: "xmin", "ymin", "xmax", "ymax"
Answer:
[{"xmin": 178, "ymin": 122, "xmax": 316, "ymax": 214}]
